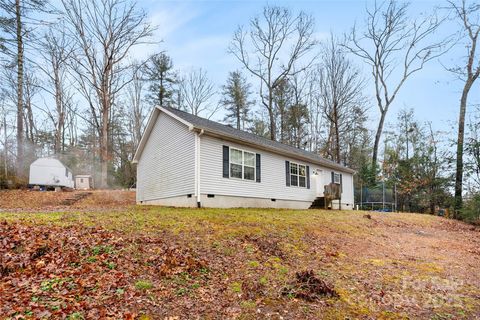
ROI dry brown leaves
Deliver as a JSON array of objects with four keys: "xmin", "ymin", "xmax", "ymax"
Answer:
[
  {"xmin": 0, "ymin": 190, "xmax": 135, "ymax": 211},
  {"xmin": 282, "ymin": 270, "xmax": 338, "ymax": 302},
  {"xmin": 0, "ymin": 221, "xmax": 206, "ymax": 319},
  {"xmin": 243, "ymin": 235, "xmax": 284, "ymax": 257},
  {"xmin": 0, "ymin": 190, "xmax": 73, "ymax": 209}
]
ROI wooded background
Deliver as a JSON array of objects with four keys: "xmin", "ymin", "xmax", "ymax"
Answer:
[{"xmin": 0, "ymin": 0, "xmax": 479, "ymax": 221}]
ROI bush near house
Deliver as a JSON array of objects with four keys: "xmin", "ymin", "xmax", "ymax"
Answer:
[{"xmin": 461, "ymin": 193, "xmax": 480, "ymax": 224}]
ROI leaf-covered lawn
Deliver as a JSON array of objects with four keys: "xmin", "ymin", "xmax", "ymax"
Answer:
[
  {"xmin": 0, "ymin": 190, "xmax": 135, "ymax": 211},
  {"xmin": 1, "ymin": 200, "xmax": 479, "ymax": 319}
]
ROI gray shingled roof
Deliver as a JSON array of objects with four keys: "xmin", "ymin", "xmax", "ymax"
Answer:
[{"xmin": 164, "ymin": 107, "xmax": 355, "ymax": 174}]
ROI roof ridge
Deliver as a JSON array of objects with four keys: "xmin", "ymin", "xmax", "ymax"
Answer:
[
  {"xmin": 163, "ymin": 106, "xmax": 341, "ymax": 164},
  {"xmin": 160, "ymin": 106, "xmax": 354, "ymax": 173}
]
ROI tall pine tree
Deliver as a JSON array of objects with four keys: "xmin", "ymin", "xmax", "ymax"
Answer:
[
  {"xmin": 220, "ymin": 71, "xmax": 254, "ymax": 130},
  {"xmin": 143, "ymin": 52, "xmax": 176, "ymax": 108}
]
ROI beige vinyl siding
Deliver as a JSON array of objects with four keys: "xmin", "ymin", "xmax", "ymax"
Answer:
[
  {"xmin": 200, "ymin": 135, "xmax": 317, "ymax": 202},
  {"xmin": 136, "ymin": 111, "xmax": 195, "ymax": 202}
]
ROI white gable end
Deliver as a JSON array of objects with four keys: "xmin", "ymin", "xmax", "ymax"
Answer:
[{"xmin": 136, "ymin": 111, "xmax": 195, "ymax": 202}]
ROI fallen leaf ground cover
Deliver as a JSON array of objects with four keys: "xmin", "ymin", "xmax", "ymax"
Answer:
[
  {"xmin": 0, "ymin": 190, "xmax": 135, "ymax": 211},
  {"xmin": 0, "ymin": 191, "xmax": 479, "ymax": 319}
]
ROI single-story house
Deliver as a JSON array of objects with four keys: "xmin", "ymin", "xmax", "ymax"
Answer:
[
  {"xmin": 29, "ymin": 157, "xmax": 74, "ymax": 189},
  {"xmin": 133, "ymin": 106, "xmax": 355, "ymax": 209}
]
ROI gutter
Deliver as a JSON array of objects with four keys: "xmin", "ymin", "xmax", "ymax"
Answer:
[
  {"xmin": 196, "ymin": 128, "xmax": 356, "ymax": 174},
  {"xmin": 193, "ymin": 128, "xmax": 204, "ymax": 207}
]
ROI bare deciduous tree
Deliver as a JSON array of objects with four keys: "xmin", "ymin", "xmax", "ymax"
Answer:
[
  {"xmin": 305, "ymin": 69, "xmax": 325, "ymax": 153},
  {"xmin": 61, "ymin": 0, "xmax": 153, "ymax": 187},
  {"xmin": 229, "ymin": 5, "xmax": 317, "ymax": 141},
  {"xmin": 178, "ymin": 68, "xmax": 217, "ymax": 119},
  {"xmin": 447, "ymin": 0, "xmax": 480, "ymax": 215},
  {"xmin": 126, "ymin": 63, "xmax": 146, "ymax": 148},
  {"xmin": 344, "ymin": 0, "xmax": 451, "ymax": 169},
  {"xmin": 37, "ymin": 27, "xmax": 73, "ymax": 154},
  {"xmin": 318, "ymin": 35, "xmax": 366, "ymax": 164},
  {"xmin": 23, "ymin": 69, "xmax": 38, "ymax": 144},
  {"xmin": 0, "ymin": 0, "xmax": 49, "ymax": 178}
]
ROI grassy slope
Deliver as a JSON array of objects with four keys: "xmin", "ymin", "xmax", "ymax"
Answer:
[{"xmin": 1, "ymin": 206, "xmax": 479, "ymax": 319}]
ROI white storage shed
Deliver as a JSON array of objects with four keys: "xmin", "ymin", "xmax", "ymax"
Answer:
[
  {"xmin": 29, "ymin": 157, "xmax": 74, "ymax": 189},
  {"xmin": 75, "ymin": 175, "xmax": 93, "ymax": 190}
]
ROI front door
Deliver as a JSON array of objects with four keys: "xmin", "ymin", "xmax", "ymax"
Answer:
[{"xmin": 313, "ymin": 168, "xmax": 323, "ymax": 197}]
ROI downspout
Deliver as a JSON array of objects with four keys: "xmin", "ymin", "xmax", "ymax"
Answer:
[{"xmin": 194, "ymin": 128, "xmax": 204, "ymax": 208}]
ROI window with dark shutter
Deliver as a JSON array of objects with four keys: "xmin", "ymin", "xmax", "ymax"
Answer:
[
  {"xmin": 285, "ymin": 161, "xmax": 290, "ymax": 186},
  {"xmin": 222, "ymin": 145, "xmax": 229, "ymax": 178},
  {"xmin": 286, "ymin": 161, "xmax": 308, "ymax": 188},
  {"xmin": 332, "ymin": 172, "xmax": 341, "ymax": 184},
  {"xmin": 256, "ymin": 154, "xmax": 261, "ymax": 182}
]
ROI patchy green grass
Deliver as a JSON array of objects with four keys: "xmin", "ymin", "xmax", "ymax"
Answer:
[
  {"xmin": 0, "ymin": 206, "xmax": 434, "ymax": 236},
  {"xmin": 1, "ymin": 206, "xmax": 479, "ymax": 319},
  {"xmin": 134, "ymin": 280, "xmax": 153, "ymax": 291}
]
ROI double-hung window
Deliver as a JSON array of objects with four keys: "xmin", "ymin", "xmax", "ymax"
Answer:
[
  {"xmin": 333, "ymin": 172, "xmax": 341, "ymax": 184},
  {"xmin": 290, "ymin": 162, "xmax": 306, "ymax": 187},
  {"xmin": 230, "ymin": 148, "xmax": 255, "ymax": 181}
]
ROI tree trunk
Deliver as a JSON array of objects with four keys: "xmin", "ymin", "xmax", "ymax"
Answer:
[
  {"xmin": 267, "ymin": 90, "xmax": 276, "ymax": 141},
  {"xmin": 372, "ymin": 109, "xmax": 388, "ymax": 168},
  {"xmin": 100, "ymin": 105, "xmax": 109, "ymax": 188},
  {"xmin": 16, "ymin": 0, "xmax": 24, "ymax": 178},
  {"xmin": 159, "ymin": 76, "xmax": 164, "ymax": 107},
  {"xmin": 236, "ymin": 105, "xmax": 240, "ymax": 130},
  {"xmin": 269, "ymin": 109, "xmax": 276, "ymax": 141},
  {"xmin": 333, "ymin": 103, "xmax": 340, "ymax": 163},
  {"xmin": 279, "ymin": 108, "xmax": 285, "ymax": 143},
  {"xmin": 25, "ymin": 98, "xmax": 35, "ymax": 142},
  {"xmin": 430, "ymin": 186, "xmax": 435, "ymax": 215},
  {"xmin": 99, "ymin": 75, "xmax": 110, "ymax": 188},
  {"xmin": 3, "ymin": 112, "xmax": 8, "ymax": 179},
  {"xmin": 54, "ymin": 69, "xmax": 64, "ymax": 154},
  {"xmin": 326, "ymin": 120, "xmax": 334, "ymax": 160},
  {"xmin": 454, "ymin": 80, "xmax": 473, "ymax": 217}
]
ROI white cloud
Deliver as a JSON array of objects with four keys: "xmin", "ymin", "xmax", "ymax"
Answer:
[{"xmin": 129, "ymin": 2, "xmax": 200, "ymax": 61}]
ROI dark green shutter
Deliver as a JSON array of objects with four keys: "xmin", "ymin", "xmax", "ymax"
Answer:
[
  {"xmin": 223, "ymin": 146, "xmax": 229, "ymax": 178},
  {"xmin": 256, "ymin": 154, "xmax": 261, "ymax": 182},
  {"xmin": 285, "ymin": 161, "xmax": 290, "ymax": 186},
  {"xmin": 306, "ymin": 166, "xmax": 310, "ymax": 189},
  {"xmin": 331, "ymin": 171, "xmax": 334, "ymax": 183}
]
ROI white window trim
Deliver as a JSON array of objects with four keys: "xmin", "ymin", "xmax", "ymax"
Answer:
[
  {"xmin": 229, "ymin": 147, "xmax": 256, "ymax": 181},
  {"xmin": 289, "ymin": 161, "xmax": 307, "ymax": 188}
]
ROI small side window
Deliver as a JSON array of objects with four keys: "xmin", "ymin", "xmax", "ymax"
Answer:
[{"xmin": 333, "ymin": 173, "xmax": 341, "ymax": 184}]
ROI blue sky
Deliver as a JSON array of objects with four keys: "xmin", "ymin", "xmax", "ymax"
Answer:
[{"xmin": 134, "ymin": 0, "xmax": 478, "ymax": 134}]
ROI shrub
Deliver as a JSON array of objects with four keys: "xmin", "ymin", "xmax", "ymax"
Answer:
[{"xmin": 461, "ymin": 193, "xmax": 480, "ymax": 223}]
